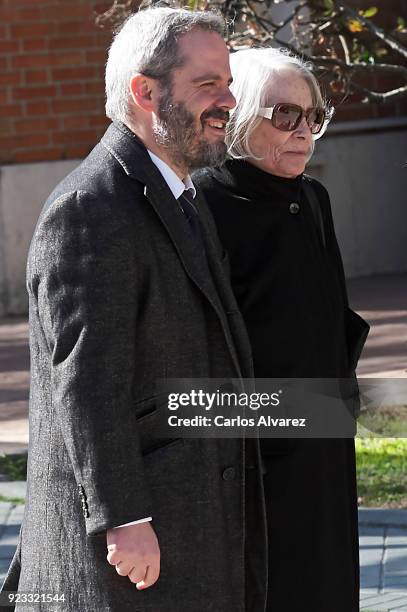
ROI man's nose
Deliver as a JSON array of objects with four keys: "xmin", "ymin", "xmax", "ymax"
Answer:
[{"xmin": 217, "ymin": 87, "xmax": 236, "ymax": 110}]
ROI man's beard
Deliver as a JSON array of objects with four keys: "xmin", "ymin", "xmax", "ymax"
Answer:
[{"xmin": 153, "ymin": 88, "xmax": 228, "ymax": 171}]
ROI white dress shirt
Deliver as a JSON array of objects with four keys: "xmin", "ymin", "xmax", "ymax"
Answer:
[{"xmin": 114, "ymin": 149, "xmax": 196, "ymax": 530}]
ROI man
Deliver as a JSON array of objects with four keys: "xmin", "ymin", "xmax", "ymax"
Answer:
[{"xmin": 1, "ymin": 7, "xmax": 267, "ymax": 611}]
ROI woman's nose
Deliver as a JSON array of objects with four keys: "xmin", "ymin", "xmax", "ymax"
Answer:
[{"xmin": 295, "ymin": 116, "xmax": 312, "ymax": 137}]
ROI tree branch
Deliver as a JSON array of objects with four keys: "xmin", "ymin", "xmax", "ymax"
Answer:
[
  {"xmin": 312, "ymin": 57, "xmax": 407, "ymax": 80},
  {"xmin": 332, "ymin": 0, "xmax": 407, "ymax": 60},
  {"xmin": 350, "ymin": 83, "xmax": 407, "ymax": 103}
]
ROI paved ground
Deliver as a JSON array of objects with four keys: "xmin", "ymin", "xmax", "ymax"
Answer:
[
  {"xmin": 359, "ymin": 510, "xmax": 407, "ymax": 610},
  {"xmin": 0, "ymin": 272, "xmax": 406, "ymax": 609}
]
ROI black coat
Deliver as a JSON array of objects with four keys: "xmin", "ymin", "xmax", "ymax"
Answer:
[
  {"xmin": 194, "ymin": 159, "xmax": 368, "ymax": 612},
  {"xmin": 1, "ymin": 125, "xmax": 267, "ymax": 612}
]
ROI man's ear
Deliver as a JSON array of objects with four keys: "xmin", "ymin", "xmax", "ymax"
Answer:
[{"xmin": 129, "ymin": 74, "xmax": 158, "ymax": 112}]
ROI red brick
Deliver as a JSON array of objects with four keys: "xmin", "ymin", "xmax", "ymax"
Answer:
[
  {"xmin": 85, "ymin": 81, "xmax": 105, "ymax": 96},
  {"xmin": 59, "ymin": 82, "xmax": 85, "ymax": 96},
  {"xmin": 22, "ymin": 39, "xmax": 48, "ymax": 52},
  {"xmin": 93, "ymin": 1, "xmax": 113, "ymax": 12},
  {"xmin": 65, "ymin": 144, "xmax": 94, "ymax": 158},
  {"xmin": 11, "ymin": 23, "xmax": 58, "ymax": 37},
  {"xmin": 0, "ymin": 57, "xmax": 8, "ymax": 71},
  {"xmin": 13, "ymin": 52, "xmax": 84, "ymax": 69},
  {"xmin": 21, "ymin": 133, "xmax": 50, "ymax": 148},
  {"xmin": 4, "ymin": 0, "xmax": 52, "ymax": 6},
  {"xmin": 334, "ymin": 104, "xmax": 377, "ymax": 122},
  {"xmin": 0, "ymin": 132, "xmax": 49, "ymax": 150},
  {"xmin": 24, "ymin": 70, "xmax": 49, "ymax": 84},
  {"xmin": 63, "ymin": 116, "xmax": 89, "ymax": 130},
  {"xmin": 0, "ymin": 118, "xmax": 14, "ymax": 136},
  {"xmin": 13, "ymin": 85, "xmax": 57, "ymax": 101},
  {"xmin": 95, "ymin": 31, "xmax": 113, "ymax": 46},
  {"xmin": 0, "ymin": 151, "xmax": 14, "ymax": 164},
  {"xmin": 14, "ymin": 117, "xmax": 60, "ymax": 133},
  {"xmin": 52, "ymin": 66, "xmax": 98, "ymax": 81},
  {"xmin": 17, "ymin": 6, "xmax": 42, "ymax": 21},
  {"xmin": 50, "ymin": 51, "xmax": 85, "ymax": 66},
  {"xmin": 25, "ymin": 100, "xmax": 51, "ymax": 116},
  {"xmin": 52, "ymin": 98, "xmax": 95, "ymax": 114},
  {"xmin": 0, "ymin": 72, "xmax": 21, "ymax": 86},
  {"xmin": 52, "ymin": 129, "xmax": 100, "ymax": 145},
  {"xmin": 0, "ymin": 92, "xmax": 8, "ymax": 105},
  {"xmin": 86, "ymin": 50, "xmax": 108, "ymax": 64},
  {"xmin": 88, "ymin": 115, "xmax": 110, "ymax": 128},
  {"xmin": 40, "ymin": 4, "xmax": 92, "ymax": 20},
  {"xmin": 0, "ymin": 40, "xmax": 20, "ymax": 53},
  {"xmin": 0, "ymin": 7, "xmax": 19, "ymax": 22},
  {"xmin": 0, "ymin": 104, "xmax": 23, "ymax": 118},
  {"xmin": 12, "ymin": 54, "xmax": 52, "ymax": 69},
  {"xmin": 50, "ymin": 36, "xmax": 96, "ymax": 51},
  {"xmin": 15, "ymin": 148, "xmax": 65, "ymax": 163},
  {"xmin": 57, "ymin": 20, "xmax": 100, "ymax": 35}
]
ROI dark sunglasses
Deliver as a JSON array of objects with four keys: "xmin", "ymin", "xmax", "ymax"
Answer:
[{"xmin": 258, "ymin": 103, "xmax": 334, "ymax": 139}]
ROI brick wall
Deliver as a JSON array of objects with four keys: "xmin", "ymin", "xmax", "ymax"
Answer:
[
  {"xmin": 1, "ymin": 0, "xmax": 406, "ymax": 166},
  {"xmin": 0, "ymin": 0, "xmax": 112, "ymax": 164}
]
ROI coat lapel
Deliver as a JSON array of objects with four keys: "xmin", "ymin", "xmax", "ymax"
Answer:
[
  {"xmin": 101, "ymin": 122, "xmax": 244, "ymax": 377},
  {"xmin": 197, "ymin": 192, "xmax": 254, "ymax": 379}
]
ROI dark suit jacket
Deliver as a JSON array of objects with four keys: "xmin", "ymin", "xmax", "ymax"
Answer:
[{"xmin": 0, "ymin": 123, "xmax": 266, "ymax": 611}]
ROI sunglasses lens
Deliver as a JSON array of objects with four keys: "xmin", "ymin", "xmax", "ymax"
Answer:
[
  {"xmin": 307, "ymin": 108, "xmax": 325, "ymax": 134},
  {"xmin": 273, "ymin": 104, "xmax": 302, "ymax": 131}
]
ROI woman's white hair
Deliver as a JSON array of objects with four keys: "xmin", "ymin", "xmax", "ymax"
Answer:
[{"xmin": 226, "ymin": 47, "xmax": 326, "ymax": 159}]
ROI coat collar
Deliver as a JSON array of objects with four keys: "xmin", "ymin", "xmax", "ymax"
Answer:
[{"xmin": 101, "ymin": 121, "xmax": 244, "ymax": 378}]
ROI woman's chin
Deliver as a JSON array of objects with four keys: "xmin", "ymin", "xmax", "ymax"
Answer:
[{"xmin": 279, "ymin": 162, "xmax": 307, "ymax": 178}]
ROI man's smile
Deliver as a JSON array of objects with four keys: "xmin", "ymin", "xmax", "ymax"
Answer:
[{"xmin": 201, "ymin": 110, "xmax": 229, "ymax": 136}]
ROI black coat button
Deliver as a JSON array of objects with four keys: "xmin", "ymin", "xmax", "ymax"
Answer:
[
  {"xmin": 222, "ymin": 467, "xmax": 236, "ymax": 481},
  {"xmin": 289, "ymin": 202, "xmax": 300, "ymax": 214}
]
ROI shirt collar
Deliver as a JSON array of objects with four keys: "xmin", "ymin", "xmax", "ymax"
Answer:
[{"xmin": 147, "ymin": 150, "xmax": 196, "ymax": 200}]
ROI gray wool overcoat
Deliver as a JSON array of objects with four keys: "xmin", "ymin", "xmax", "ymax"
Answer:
[{"xmin": 0, "ymin": 122, "xmax": 267, "ymax": 612}]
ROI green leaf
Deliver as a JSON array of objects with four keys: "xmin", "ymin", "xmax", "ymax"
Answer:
[
  {"xmin": 322, "ymin": 0, "xmax": 334, "ymax": 15},
  {"xmin": 396, "ymin": 16, "xmax": 406, "ymax": 32},
  {"xmin": 360, "ymin": 7, "xmax": 378, "ymax": 18}
]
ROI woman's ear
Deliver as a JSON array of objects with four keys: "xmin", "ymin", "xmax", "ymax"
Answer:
[{"xmin": 129, "ymin": 74, "xmax": 158, "ymax": 113}]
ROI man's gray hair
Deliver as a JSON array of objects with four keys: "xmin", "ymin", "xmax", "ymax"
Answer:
[
  {"xmin": 226, "ymin": 47, "xmax": 326, "ymax": 159},
  {"xmin": 105, "ymin": 6, "xmax": 225, "ymax": 123}
]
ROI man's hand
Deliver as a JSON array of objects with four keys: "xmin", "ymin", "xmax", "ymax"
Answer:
[{"xmin": 106, "ymin": 522, "xmax": 160, "ymax": 589}]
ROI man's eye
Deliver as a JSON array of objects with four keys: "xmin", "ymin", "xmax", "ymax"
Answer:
[{"xmin": 200, "ymin": 82, "xmax": 215, "ymax": 87}]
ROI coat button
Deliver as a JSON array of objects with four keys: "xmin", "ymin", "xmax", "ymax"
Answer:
[
  {"xmin": 222, "ymin": 467, "xmax": 236, "ymax": 481},
  {"xmin": 289, "ymin": 202, "xmax": 300, "ymax": 214}
]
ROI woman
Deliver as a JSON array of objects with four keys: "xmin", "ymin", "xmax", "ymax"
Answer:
[{"xmin": 194, "ymin": 48, "xmax": 369, "ymax": 611}]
